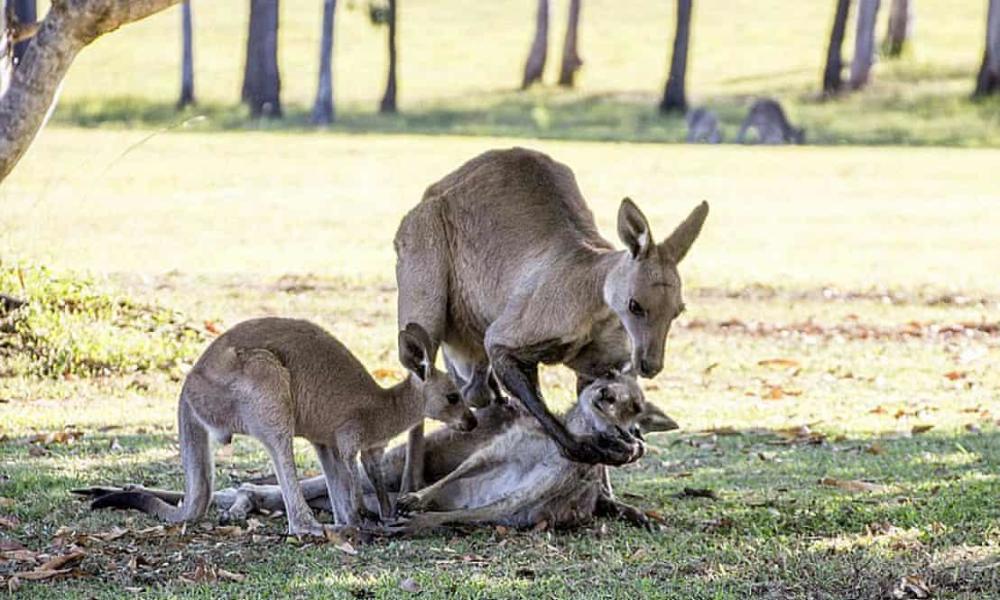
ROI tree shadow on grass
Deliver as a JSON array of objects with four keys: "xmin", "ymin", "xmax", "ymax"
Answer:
[{"xmin": 2, "ymin": 426, "xmax": 997, "ymax": 597}]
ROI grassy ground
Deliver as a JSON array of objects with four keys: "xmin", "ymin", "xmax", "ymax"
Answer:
[
  {"xmin": 1, "ymin": 135, "xmax": 999, "ymax": 597},
  {"xmin": 43, "ymin": 0, "xmax": 1000, "ymax": 146}
]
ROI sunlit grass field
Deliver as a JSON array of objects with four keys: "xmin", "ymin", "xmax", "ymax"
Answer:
[
  {"xmin": 2, "ymin": 131, "xmax": 999, "ymax": 597},
  {"xmin": 43, "ymin": 0, "xmax": 1000, "ymax": 145}
]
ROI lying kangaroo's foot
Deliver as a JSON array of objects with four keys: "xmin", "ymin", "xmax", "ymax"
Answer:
[{"xmin": 394, "ymin": 492, "xmax": 427, "ymax": 515}]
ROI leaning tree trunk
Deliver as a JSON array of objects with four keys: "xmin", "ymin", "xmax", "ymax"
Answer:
[
  {"xmin": 241, "ymin": 0, "xmax": 281, "ymax": 118},
  {"xmin": 883, "ymin": 0, "xmax": 912, "ymax": 58},
  {"xmin": 177, "ymin": 0, "xmax": 195, "ymax": 108},
  {"xmin": 659, "ymin": 0, "xmax": 693, "ymax": 114},
  {"xmin": 379, "ymin": 0, "xmax": 397, "ymax": 113},
  {"xmin": 823, "ymin": 0, "xmax": 852, "ymax": 95},
  {"xmin": 311, "ymin": 0, "xmax": 337, "ymax": 124},
  {"xmin": 974, "ymin": 0, "xmax": 1000, "ymax": 96},
  {"xmin": 521, "ymin": 0, "xmax": 548, "ymax": 89},
  {"xmin": 12, "ymin": 0, "xmax": 36, "ymax": 63},
  {"xmin": 0, "ymin": 0, "xmax": 183, "ymax": 183},
  {"xmin": 557, "ymin": 0, "xmax": 582, "ymax": 87},
  {"xmin": 849, "ymin": 0, "xmax": 881, "ymax": 89}
]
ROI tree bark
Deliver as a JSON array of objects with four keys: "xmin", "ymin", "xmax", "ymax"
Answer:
[
  {"xmin": 12, "ymin": 0, "xmax": 36, "ymax": 63},
  {"xmin": 883, "ymin": 0, "xmax": 911, "ymax": 58},
  {"xmin": 241, "ymin": 0, "xmax": 281, "ymax": 118},
  {"xmin": 849, "ymin": 0, "xmax": 881, "ymax": 89},
  {"xmin": 0, "ymin": 0, "xmax": 182, "ymax": 183},
  {"xmin": 974, "ymin": 0, "xmax": 1000, "ymax": 96},
  {"xmin": 557, "ymin": 0, "xmax": 582, "ymax": 87},
  {"xmin": 659, "ymin": 0, "xmax": 692, "ymax": 114},
  {"xmin": 311, "ymin": 0, "xmax": 336, "ymax": 124},
  {"xmin": 823, "ymin": 0, "xmax": 851, "ymax": 95},
  {"xmin": 521, "ymin": 0, "xmax": 548, "ymax": 89},
  {"xmin": 177, "ymin": 0, "xmax": 194, "ymax": 108},
  {"xmin": 379, "ymin": 0, "xmax": 396, "ymax": 113}
]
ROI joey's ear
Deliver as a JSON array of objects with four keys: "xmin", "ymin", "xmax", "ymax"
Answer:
[
  {"xmin": 617, "ymin": 198, "xmax": 654, "ymax": 260},
  {"xmin": 637, "ymin": 403, "xmax": 679, "ymax": 434},
  {"xmin": 661, "ymin": 201, "xmax": 709, "ymax": 264},
  {"xmin": 398, "ymin": 323, "xmax": 432, "ymax": 380}
]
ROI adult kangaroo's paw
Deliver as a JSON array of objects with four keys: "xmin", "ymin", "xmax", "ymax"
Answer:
[{"xmin": 561, "ymin": 432, "xmax": 640, "ymax": 466}]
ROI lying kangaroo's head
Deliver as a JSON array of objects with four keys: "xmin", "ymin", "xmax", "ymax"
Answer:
[
  {"xmin": 398, "ymin": 323, "xmax": 478, "ymax": 432},
  {"xmin": 604, "ymin": 199, "xmax": 709, "ymax": 378},
  {"xmin": 577, "ymin": 372, "xmax": 679, "ymax": 448}
]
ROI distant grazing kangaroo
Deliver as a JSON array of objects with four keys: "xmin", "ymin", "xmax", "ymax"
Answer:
[
  {"xmin": 90, "ymin": 318, "xmax": 476, "ymax": 536},
  {"xmin": 736, "ymin": 98, "xmax": 805, "ymax": 145},
  {"xmin": 686, "ymin": 108, "xmax": 723, "ymax": 143},
  {"xmin": 79, "ymin": 374, "xmax": 679, "ymax": 530},
  {"xmin": 394, "ymin": 147, "xmax": 708, "ymax": 485}
]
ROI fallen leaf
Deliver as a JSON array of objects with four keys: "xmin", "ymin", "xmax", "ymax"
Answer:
[
  {"xmin": 865, "ymin": 442, "xmax": 886, "ymax": 455},
  {"xmin": 181, "ymin": 562, "xmax": 218, "ymax": 584},
  {"xmin": 765, "ymin": 386, "xmax": 784, "ymax": 400},
  {"xmin": 323, "ymin": 528, "xmax": 358, "ymax": 555},
  {"xmin": 0, "ymin": 515, "xmax": 20, "ymax": 528},
  {"xmin": 944, "ymin": 370, "xmax": 966, "ymax": 381},
  {"xmin": 94, "ymin": 526, "xmax": 128, "ymax": 541},
  {"xmin": 911, "ymin": 424, "xmax": 934, "ymax": 435},
  {"xmin": 204, "ymin": 320, "xmax": 222, "ymax": 335},
  {"xmin": 699, "ymin": 426, "xmax": 741, "ymax": 436},
  {"xmin": 39, "ymin": 550, "xmax": 85, "ymax": 571},
  {"xmin": 245, "ymin": 518, "xmax": 263, "ymax": 533},
  {"xmin": 819, "ymin": 477, "xmax": 888, "ymax": 493},
  {"xmin": 965, "ymin": 423, "xmax": 981, "ymax": 434},
  {"xmin": 494, "ymin": 525, "xmax": 509, "ymax": 536},
  {"xmin": 869, "ymin": 406, "xmax": 888, "ymax": 415},
  {"xmin": 371, "ymin": 368, "xmax": 399, "ymax": 380},
  {"xmin": 399, "ymin": 577, "xmax": 421, "ymax": 593},
  {"xmin": 218, "ymin": 569, "xmax": 246, "ymax": 582},
  {"xmin": 758, "ymin": 358, "xmax": 800, "ymax": 369},
  {"xmin": 892, "ymin": 574, "xmax": 931, "ymax": 599}
]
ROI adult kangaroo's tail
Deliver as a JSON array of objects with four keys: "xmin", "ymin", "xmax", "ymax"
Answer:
[{"xmin": 92, "ymin": 395, "xmax": 213, "ymax": 522}]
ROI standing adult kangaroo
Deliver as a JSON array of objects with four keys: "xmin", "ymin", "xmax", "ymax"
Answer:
[{"xmin": 394, "ymin": 148, "xmax": 708, "ymax": 475}]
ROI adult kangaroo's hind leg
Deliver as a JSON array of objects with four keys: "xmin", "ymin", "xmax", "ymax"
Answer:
[{"xmin": 394, "ymin": 204, "xmax": 451, "ymax": 493}]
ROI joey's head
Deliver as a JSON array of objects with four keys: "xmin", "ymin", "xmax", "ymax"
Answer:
[
  {"xmin": 578, "ymin": 371, "xmax": 679, "ymax": 442},
  {"xmin": 398, "ymin": 323, "xmax": 477, "ymax": 432},
  {"xmin": 604, "ymin": 198, "xmax": 709, "ymax": 378}
]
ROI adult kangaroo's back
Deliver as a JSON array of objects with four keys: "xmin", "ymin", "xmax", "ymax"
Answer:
[{"xmin": 395, "ymin": 148, "xmax": 708, "ymax": 472}]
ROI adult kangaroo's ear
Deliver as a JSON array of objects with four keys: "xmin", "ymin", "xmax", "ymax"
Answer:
[
  {"xmin": 398, "ymin": 323, "xmax": 432, "ymax": 380},
  {"xmin": 617, "ymin": 198, "xmax": 653, "ymax": 260},
  {"xmin": 662, "ymin": 201, "xmax": 709, "ymax": 263},
  {"xmin": 637, "ymin": 403, "xmax": 679, "ymax": 434}
]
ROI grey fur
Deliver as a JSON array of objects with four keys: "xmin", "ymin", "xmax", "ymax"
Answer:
[
  {"xmin": 393, "ymin": 147, "xmax": 707, "ymax": 479},
  {"xmin": 686, "ymin": 107, "xmax": 723, "ymax": 143},
  {"xmin": 736, "ymin": 98, "xmax": 805, "ymax": 145},
  {"xmin": 91, "ymin": 317, "xmax": 475, "ymax": 536}
]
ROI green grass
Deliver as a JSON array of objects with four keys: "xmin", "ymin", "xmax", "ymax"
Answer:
[
  {"xmin": 2, "ymin": 134, "xmax": 999, "ymax": 597},
  {"xmin": 41, "ymin": 0, "xmax": 1000, "ymax": 146}
]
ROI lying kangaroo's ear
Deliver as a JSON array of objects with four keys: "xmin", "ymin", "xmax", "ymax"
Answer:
[
  {"xmin": 661, "ymin": 201, "xmax": 709, "ymax": 264},
  {"xmin": 617, "ymin": 198, "xmax": 653, "ymax": 260},
  {"xmin": 398, "ymin": 323, "xmax": 431, "ymax": 380},
  {"xmin": 638, "ymin": 402, "xmax": 679, "ymax": 434}
]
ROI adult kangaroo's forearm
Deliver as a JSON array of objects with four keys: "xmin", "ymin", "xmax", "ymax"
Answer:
[{"xmin": 490, "ymin": 347, "xmax": 576, "ymax": 450}]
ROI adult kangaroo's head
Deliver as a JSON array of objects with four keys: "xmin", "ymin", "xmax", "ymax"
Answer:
[{"xmin": 604, "ymin": 198, "xmax": 709, "ymax": 378}]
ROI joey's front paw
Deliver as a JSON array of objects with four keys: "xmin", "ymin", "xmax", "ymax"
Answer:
[{"xmin": 394, "ymin": 492, "xmax": 426, "ymax": 515}]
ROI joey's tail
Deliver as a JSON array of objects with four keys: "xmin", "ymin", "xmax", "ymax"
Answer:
[{"xmin": 92, "ymin": 396, "xmax": 213, "ymax": 522}]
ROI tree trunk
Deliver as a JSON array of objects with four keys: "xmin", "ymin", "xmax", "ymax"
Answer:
[
  {"xmin": 659, "ymin": 0, "xmax": 692, "ymax": 114},
  {"xmin": 883, "ymin": 0, "xmax": 912, "ymax": 58},
  {"xmin": 557, "ymin": 0, "xmax": 582, "ymax": 87},
  {"xmin": 521, "ymin": 0, "xmax": 548, "ymax": 89},
  {"xmin": 311, "ymin": 0, "xmax": 337, "ymax": 124},
  {"xmin": 12, "ymin": 0, "xmax": 36, "ymax": 63},
  {"xmin": 379, "ymin": 0, "xmax": 397, "ymax": 113},
  {"xmin": 849, "ymin": 0, "xmax": 880, "ymax": 89},
  {"xmin": 823, "ymin": 0, "xmax": 851, "ymax": 95},
  {"xmin": 241, "ymin": 0, "xmax": 281, "ymax": 118},
  {"xmin": 974, "ymin": 0, "xmax": 1000, "ymax": 96},
  {"xmin": 0, "ymin": 0, "xmax": 182, "ymax": 183},
  {"xmin": 177, "ymin": 0, "xmax": 194, "ymax": 108}
]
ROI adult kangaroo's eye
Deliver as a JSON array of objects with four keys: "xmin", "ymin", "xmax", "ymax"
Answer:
[
  {"xmin": 628, "ymin": 299, "xmax": 645, "ymax": 317},
  {"xmin": 446, "ymin": 393, "xmax": 461, "ymax": 405}
]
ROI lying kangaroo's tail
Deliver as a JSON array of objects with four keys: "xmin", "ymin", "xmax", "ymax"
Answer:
[{"xmin": 92, "ymin": 395, "xmax": 213, "ymax": 522}]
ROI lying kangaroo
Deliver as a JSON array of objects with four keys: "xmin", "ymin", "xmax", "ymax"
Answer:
[
  {"xmin": 736, "ymin": 98, "xmax": 805, "ymax": 145},
  {"xmin": 394, "ymin": 147, "xmax": 708, "ymax": 483},
  {"xmin": 91, "ymin": 318, "xmax": 476, "ymax": 536},
  {"xmin": 686, "ymin": 107, "xmax": 723, "ymax": 143},
  {"xmin": 79, "ymin": 374, "xmax": 678, "ymax": 530},
  {"xmin": 396, "ymin": 373, "xmax": 678, "ymax": 530}
]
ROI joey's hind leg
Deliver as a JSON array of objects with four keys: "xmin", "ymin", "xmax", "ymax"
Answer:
[
  {"xmin": 360, "ymin": 447, "xmax": 392, "ymax": 521},
  {"xmin": 313, "ymin": 443, "xmax": 354, "ymax": 527},
  {"xmin": 239, "ymin": 349, "xmax": 326, "ymax": 537}
]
